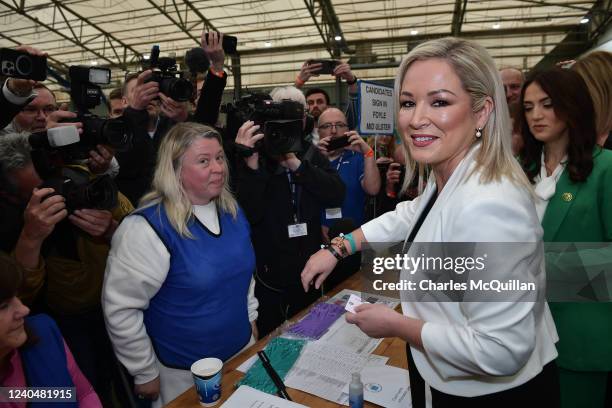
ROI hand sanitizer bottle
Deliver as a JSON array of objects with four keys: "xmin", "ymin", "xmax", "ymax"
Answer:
[{"xmin": 349, "ymin": 372, "xmax": 364, "ymax": 408}]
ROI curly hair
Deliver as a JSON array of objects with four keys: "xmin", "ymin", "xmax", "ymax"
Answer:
[{"xmin": 518, "ymin": 68, "xmax": 597, "ymax": 183}]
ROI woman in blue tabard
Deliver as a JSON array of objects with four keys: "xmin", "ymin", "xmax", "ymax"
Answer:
[
  {"xmin": 103, "ymin": 123, "xmax": 258, "ymax": 407},
  {"xmin": 519, "ymin": 68, "xmax": 612, "ymax": 408}
]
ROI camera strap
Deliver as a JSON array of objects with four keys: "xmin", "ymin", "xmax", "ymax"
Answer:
[{"xmin": 286, "ymin": 169, "xmax": 302, "ymax": 224}]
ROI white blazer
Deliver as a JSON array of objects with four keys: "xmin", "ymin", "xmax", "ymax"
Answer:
[{"xmin": 361, "ymin": 144, "xmax": 558, "ymax": 397}]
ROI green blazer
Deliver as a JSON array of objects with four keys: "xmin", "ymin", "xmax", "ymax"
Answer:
[{"xmin": 543, "ymin": 147, "xmax": 612, "ymax": 371}]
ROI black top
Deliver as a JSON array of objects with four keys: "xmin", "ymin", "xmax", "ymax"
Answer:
[{"xmin": 407, "ymin": 188, "xmax": 437, "ymax": 242}]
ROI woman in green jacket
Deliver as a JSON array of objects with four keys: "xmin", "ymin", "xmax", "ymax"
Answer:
[{"xmin": 519, "ymin": 68, "xmax": 612, "ymax": 408}]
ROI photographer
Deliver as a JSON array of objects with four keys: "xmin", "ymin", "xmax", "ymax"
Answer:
[
  {"xmin": 0, "ymin": 46, "xmax": 46, "ymax": 130},
  {"xmin": 116, "ymin": 69, "xmax": 189, "ymax": 204},
  {"xmin": 234, "ymin": 86, "xmax": 345, "ymax": 337},
  {"xmin": 317, "ymin": 108, "xmax": 380, "ymax": 238},
  {"xmin": 0, "ymin": 132, "xmax": 133, "ymax": 405},
  {"xmin": 2, "ymin": 83, "xmax": 118, "ymax": 177}
]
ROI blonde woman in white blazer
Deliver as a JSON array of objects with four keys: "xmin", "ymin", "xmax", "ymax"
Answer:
[{"xmin": 301, "ymin": 38, "xmax": 559, "ymax": 407}]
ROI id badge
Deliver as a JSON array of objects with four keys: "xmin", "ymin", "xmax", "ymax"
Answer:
[
  {"xmin": 288, "ymin": 223, "xmax": 308, "ymax": 238},
  {"xmin": 325, "ymin": 207, "xmax": 342, "ymax": 220}
]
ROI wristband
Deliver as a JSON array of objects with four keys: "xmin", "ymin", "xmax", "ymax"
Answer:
[
  {"xmin": 344, "ymin": 233, "xmax": 357, "ymax": 254},
  {"xmin": 209, "ymin": 66, "xmax": 225, "ymax": 78},
  {"xmin": 295, "ymin": 75, "xmax": 305, "ymax": 88},
  {"xmin": 324, "ymin": 244, "xmax": 343, "ymax": 260},
  {"xmin": 346, "ymin": 75, "xmax": 358, "ymax": 85},
  {"xmin": 386, "ymin": 190, "xmax": 397, "ymax": 198},
  {"xmin": 364, "ymin": 148, "xmax": 374, "ymax": 158}
]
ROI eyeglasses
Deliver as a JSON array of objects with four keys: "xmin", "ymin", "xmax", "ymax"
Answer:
[
  {"xmin": 319, "ymin": 122, "xmax": 348, "ymax": 131},
  {"xmin": 21, "ymin": 106, "xmax": 57, "ymax": 116}
]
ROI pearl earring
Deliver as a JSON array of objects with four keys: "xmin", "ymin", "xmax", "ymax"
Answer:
[{"xmin": 475, "ymin": 128, "xmax": 482, "ymax": 138}]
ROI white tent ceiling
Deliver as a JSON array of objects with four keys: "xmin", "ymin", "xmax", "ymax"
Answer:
[{"xmin": 1, "ymin": 0, "xmax": 609, "ymax": 94}]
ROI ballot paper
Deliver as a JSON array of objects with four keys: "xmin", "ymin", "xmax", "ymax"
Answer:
[
  {"xmin": 284, "ymin": 341, "xmax": 387, "ymax": 405},
  {"xmin": 342, "ymin": 365, "xmax": 411, "ymax": 408},
  {"xmin": 344, "ymin": 294, "xmax": 365, "ymax": 313},
  {"xmin": 329, "ymin": 289, "xmax": 400, "ymax": 309},
  {"xmin": 318, "ymin": 315, "xmax": 382, "ymax": 355},
  {"xmin": 220, "ymin": 385, "xmax": 309, "ymax": 408}
]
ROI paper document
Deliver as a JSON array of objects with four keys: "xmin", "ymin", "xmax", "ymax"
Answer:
[
  {"xmin": 318, "ymin": 316, "xmax": 382, "ymax": 355},
  {"xmin": 345, "ymin": 294, "xmax": 365, "ymax": 313},
  {"xmin": 343, "ymin": 365, "xmax": 411, "ymax": 408},
  {"xmin": 329, "ymin": 289, "xmax": 400, "ymax": 309},
  {"xmin": 284, "ymin": 341, "xmax": 387, "ymax": 405},
  {"xmin": 220, "ymin": 385, "xmax": 309, "ymax": 408}
]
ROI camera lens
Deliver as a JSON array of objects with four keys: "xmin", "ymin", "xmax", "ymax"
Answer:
[
  {"xmin": 101, "ymin": 118, "xmax": 132, "ymax": 152},
  {"xmin": 15, "ymin": 55, "xmax": 32, "ymax": 75},
  {"xmin": 166, "ymin": 78, "xmax": 193, "ymax": 102}
]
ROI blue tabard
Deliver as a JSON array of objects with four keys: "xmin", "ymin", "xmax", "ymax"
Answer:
[
  {"xmin": 137, "ymin": 203, "xmax": 255, "ymax": 369},
  {"xmin": 20, "ymin": 314, "xmax": 77, "ymax": 408}
]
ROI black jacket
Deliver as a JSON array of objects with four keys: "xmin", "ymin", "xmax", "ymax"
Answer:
[
  {"xmin": 115, "ymin": 108, "xmax": 176, "ymax": 205},
  {"xmin": 235, "ymin": 144, "xmax": 345, "ymax": 288}
]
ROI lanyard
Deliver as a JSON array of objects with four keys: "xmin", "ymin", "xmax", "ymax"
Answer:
[
  {"xmin": 334, "ymin": 151, "xmax": 346, "ymax": 172},
  {"xmin": 286, "ymin": 170, "xmax": 301, "ymax": 223}
]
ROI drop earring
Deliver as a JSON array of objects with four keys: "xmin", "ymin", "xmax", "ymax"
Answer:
[{"xmin": 475, "ymin": 127, "xmax": 482, "ymax": 138}]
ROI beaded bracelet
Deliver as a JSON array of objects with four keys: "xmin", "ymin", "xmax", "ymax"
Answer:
[{"xmin": 344, "ymin": 233, "xmax": 357, "ymax": 254}]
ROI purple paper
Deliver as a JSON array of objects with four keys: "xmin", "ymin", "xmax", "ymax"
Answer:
[{"xmin": 286, "ymin": 302, "xmax": 345, "ymax": 339}]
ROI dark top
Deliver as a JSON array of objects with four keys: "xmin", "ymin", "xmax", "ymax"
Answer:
[{"xmin": 235, "ymin": 145, "xmax": 345, "ymax": 288}]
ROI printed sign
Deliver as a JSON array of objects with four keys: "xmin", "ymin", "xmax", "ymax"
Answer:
[{"xmin": 357, "ymin": 80, "xmax": 394, "ymax": 135}]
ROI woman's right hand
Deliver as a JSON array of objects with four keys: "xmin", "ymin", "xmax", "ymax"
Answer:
[
  {"xmin": 134, "ymin": 376, "xmax": 160, "ymax": 401},
  {"xmin": 301, "ymin": 248, "xmax": 338, "ymax": 291}
]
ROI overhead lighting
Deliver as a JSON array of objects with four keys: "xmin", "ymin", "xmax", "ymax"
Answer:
[
  {"xmin": 580, "ymin": 17, "xmax": 589, "ymax": 24},
  {"xmin": 492, "ymin": 22, "xmax": 501, "ymax": 29},
  {"xmin": 90, "ymin": 60, "xmax": 98, "ymax": 65},
  {"xmin": 334, "ymin": 35, "xmax": 342, "ymax": 41},
  {"xmin": 143, "ymin": 54, "xmax": 150, "ymax": 60},
  {"xmin": 410, "ymin": 30, "xmax": 418, "ymax": 35},
  {"xmin": 264, "ymin": 41, "xmax": 272, "ymax": 47}
]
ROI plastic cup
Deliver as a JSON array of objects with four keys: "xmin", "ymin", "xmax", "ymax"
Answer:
[{"xmin": 191, "ymin": 357, "xmax": 223, "ymax": 407}]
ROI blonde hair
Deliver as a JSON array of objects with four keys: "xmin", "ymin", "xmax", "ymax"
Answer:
[
  {"xmin": 394, "ymin": 37, "xmax": 530, "ymax": 193},
  {"xmin": 139, "ymin": 122, "xmax": 238, "ymax": 238},
  {"xmin": 572, "ymin": 51, "xmax": 612, "ymax": 137}
]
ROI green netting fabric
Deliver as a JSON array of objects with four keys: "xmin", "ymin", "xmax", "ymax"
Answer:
[{"xmin": 237, "ymin": 337, "xmax": 306, "ymax": 394}]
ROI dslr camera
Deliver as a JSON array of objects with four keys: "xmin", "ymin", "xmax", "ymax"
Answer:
[
  {"xmin": 65, "ymin": 66, "xmax": 133, "ymax": 159},
  {"xmin": 28, "ymin": 126, "xmax": 118, "ymax": 212},
  {"xmin": 0, "ymin": 48, "xmax": 47, "ymax": 81},
  {"xmin": 224, "ymin": 94, "xmax": 310, "ymax": 156},
  {"xmin": 146, "ymin": 45, "xmax": 193, "ymax": 102}
]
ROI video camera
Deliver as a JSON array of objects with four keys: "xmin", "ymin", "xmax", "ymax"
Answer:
[
  {"xmin": 146, "ymin": 45, "xmax": 193, "ymax": 102},
  {"xmin": 223, "ymin": 93, "xmax": 311, "ymax": 156},
  {"xmin": 0, "ymin": 48, "xmax": 47, "ymax": 81},
  {"xmin": 23, "ymin": 65, "xmax": 129, "ymax": 212}
]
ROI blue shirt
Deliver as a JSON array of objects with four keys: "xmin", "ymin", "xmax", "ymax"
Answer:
[{"xmin": 322, "ymin": 151, "xmax": 365, "ymax": 227}]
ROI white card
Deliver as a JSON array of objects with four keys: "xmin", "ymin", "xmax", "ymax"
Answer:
[
  {"xmin": 325, "ymin": 207, "xmax": 343, "ymax": 219},
  {"xmin": 345, "ymin": 294, "xmax": 364, "ymax": 313},
  {"xmin": 288, "ymin": 223, "xmax": 308, "ymax": 238}
]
